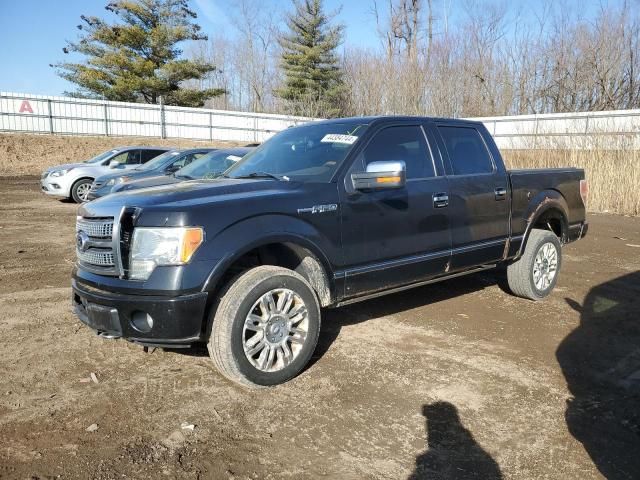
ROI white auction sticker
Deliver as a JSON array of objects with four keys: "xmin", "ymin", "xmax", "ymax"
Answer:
[
  {"xmin": 320, "ymin": 134, "xmax": 358, "ymax": 144},
  {"xmin": 226, "ymin": 155, "xmax": 243, "ymax": 162}
]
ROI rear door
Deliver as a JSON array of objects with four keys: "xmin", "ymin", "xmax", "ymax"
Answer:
[
  {"xmin": 430, "ymin": 122, "xmax": 510, "ymax": 270},
  {"xmin": 339, "ymin": 122, "xmax": 451, "ymax": 297}
]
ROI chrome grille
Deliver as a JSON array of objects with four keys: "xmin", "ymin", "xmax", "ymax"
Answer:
[
  {"xmin": 77, "ymin": 249, "xmax": 115, "ymax": 266},
  {"xmin": 76, "ymin": 218, "xmax": 113, "ymax": 238},
  {"xmin": 76, "ymin": 216, "xmax": 118, "ymax": 275}
]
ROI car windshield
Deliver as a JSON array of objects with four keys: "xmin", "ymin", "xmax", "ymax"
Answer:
[
  {"xmin": 137, "ymin": 150, "xmax": 181, "ymax": 171},
  {"xmin": 177, "ymin": 150, "xmax": 249, "ymax": 179},
  {"xmin": 85, "ymin": 149, "xmax": 120, "ymax": 164},
  {"xmin": 225, "ymin": 121, "xmax": 369, "ymax": 182}
]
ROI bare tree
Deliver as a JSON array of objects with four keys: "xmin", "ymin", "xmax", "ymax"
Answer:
[{"xmin": 187, "ymin": 0, "xmax": 640, "ymax": 118}]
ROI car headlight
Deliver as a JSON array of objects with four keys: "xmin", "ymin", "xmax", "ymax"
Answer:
[
  {"xmin": 129, "ymin": 227, "xmax": 204, "ymax": 280},
  {"xmin": 50, "ymin": 168, "xmax": 73, "ymax": 177},
  {"xmin": 107, "ymin": 176, "xmax": 131, "ymax": 187}
]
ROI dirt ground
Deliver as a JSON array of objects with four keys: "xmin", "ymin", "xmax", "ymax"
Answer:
[
  {"xmin": 0, "ymin": 177, "xmax": 639, "ymax": 479},
  {"xmin": 0, "ymin": 134, "xmax": 242, "ymax": 176}
]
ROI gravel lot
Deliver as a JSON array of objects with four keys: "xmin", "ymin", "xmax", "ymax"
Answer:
[{"xmin": 0, "ymin": 176, "xmax": 639, "ymax": 479}]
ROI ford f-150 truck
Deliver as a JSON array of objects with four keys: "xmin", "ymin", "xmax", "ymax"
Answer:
[{"xmin": 72, "ymin": 116, "xmax": 588, "ymax": 387}]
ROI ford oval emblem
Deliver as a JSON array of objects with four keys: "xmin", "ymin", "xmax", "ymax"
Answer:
[{"xmin": 76, "ymin": 231, "xmax": 90, "ymax": 252}]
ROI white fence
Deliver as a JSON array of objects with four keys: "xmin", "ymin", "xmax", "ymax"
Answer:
[
  {"xmin": 0, "ymin": 92, "xmax": 312, "ymax": 143},
  {"xmin": 473, "ymin": 110, "xmax": 640, "ymax": 149},
  {"xmin": 1, "ymin": 91, "xmax": 639, "ymax": 149}
]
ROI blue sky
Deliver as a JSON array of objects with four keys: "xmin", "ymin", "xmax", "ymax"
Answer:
[{"xmin": 0, "ymin": 0, "xmax": 618, "ymax": 96}]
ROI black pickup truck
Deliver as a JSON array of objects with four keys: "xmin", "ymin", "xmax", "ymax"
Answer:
[{"xmin": 72, "ymin": 116, "xmax": 588, "ymax": 386}]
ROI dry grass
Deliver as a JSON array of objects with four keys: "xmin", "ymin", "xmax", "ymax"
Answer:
[
  {"xmin": 0, "ymin": 133, "xmax": 242, "ymax": 176},
  {"xmin": 503, "ymin": 148, "xmax": 640, "ymax": 216},
  {"xmin": 0, "ymin": 132, "xmax": 637, "ymax": 216}
]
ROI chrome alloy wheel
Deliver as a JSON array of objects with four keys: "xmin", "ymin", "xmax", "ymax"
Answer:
[
  {"xmin": 76, "ymin": 182, "xmax": 92, "ymax": 202},
  {"xmin": 242, "ymin": 288, "xmax": 309, "ymax": 372},
  {"xmin": 532, "ymin": 242, "xmax": 558, "ymax": 291}
]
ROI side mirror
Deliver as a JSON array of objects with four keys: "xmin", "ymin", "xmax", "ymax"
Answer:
[
  {"xmin": 351, "ymin": 161, "xmax": 406, "ymax": 190},
  {"xmin": 165, "ymin": 164, "xmax": 180, "ymax": 173},
  {"xmin": 108, "ymin": 160, "xmax": 120, "ymax": 169}
]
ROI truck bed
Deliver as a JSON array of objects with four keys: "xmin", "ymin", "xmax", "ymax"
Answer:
[{"xmin": 508, "ymin": 167, "xmax": 586, "ymax": 240}]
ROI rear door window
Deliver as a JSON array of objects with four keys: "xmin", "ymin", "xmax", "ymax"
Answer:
[{"xmin": 437, "ymin": 126, "xmax": 494, "ymax": 175}]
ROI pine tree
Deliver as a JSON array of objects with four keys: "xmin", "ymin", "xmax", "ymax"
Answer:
[
  {"xmin": 277, "ymin": 0, "xmax": 346, "ymax": 117},
  {"xmin": 53, "ymin": 0, "xmax": 224, "ymax": 107}
]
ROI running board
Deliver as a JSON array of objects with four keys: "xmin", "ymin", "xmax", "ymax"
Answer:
[{"xmin": 335, "ymin": 264, "xmax": 496, "ymax": 307}]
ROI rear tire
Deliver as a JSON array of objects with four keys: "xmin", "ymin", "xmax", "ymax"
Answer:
[
  {"xmin": 71, "ymin": 178, "xmax": 93, "ymax": 203},
  {"xmin": 208, "ymin": 266, "xmax": 321, "ymax": 387},
  {"xmin": 507, "ymin": 228, "xmax": 562, "ymax": 300}
]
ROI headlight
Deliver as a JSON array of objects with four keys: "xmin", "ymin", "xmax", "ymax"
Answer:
[
  {"xmin": 107, "ymin": 176, "xmax": 131, "ymax": 187},
  {"xmin": 50, "ymin": 168, "xmax": 73, "ymax": 177},
  {"xmin": 129, "ymin": 227, "xmax": 204, "ymax": 280}
]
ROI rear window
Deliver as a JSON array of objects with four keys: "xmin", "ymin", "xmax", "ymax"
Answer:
[{"xmin": 437, "ymin": 126, "xmax": 494, "ymax": 175}]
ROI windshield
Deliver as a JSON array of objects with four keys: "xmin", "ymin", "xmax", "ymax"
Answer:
[
  {"xmin": 177, "ymin": 150, "xmax": 249, "ymax": 179},
  {"xmin": 85, "ymin": 149, "xmax": 119, "ymax": 164},
  {"xmin": 137, "ymin": 150, "xmax": 181, "ymax": 171},
  {"xmin": 225, "ymin": 121, "xmax": 368, "ymax": 182}
]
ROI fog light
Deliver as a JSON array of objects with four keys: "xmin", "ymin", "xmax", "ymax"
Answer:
[{"xmin": 131, "ymin": 311, "xmax": 153, "ymax": 333}]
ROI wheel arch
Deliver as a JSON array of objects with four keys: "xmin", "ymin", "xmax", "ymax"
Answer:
[
  {"xmin": 70, "ymin": 176, "xmax": 95, "ymax": 200},
  {"xmin": 202, "ymin": 233, "xmax": 335, "ymax": 308},
  {"xmin": 517, "ymin": 189, "xmax": 569, "ymax": 258}
]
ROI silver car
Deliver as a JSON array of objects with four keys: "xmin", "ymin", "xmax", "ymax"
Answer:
[{"xmin": 40, "ymin": 146, "xmax": 168, "ymax": 203}]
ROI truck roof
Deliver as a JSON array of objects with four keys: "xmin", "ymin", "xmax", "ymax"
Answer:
[{"xmin": 306, "ymin": 115, "xmax": 484, "ymax": 127}]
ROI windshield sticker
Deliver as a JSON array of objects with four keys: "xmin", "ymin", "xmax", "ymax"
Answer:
[
  {"xmin": 226, "ymin": 155, "xmax": 243, "ymax": 162},
  {"xmin": 170, "ymin": 151, "xmax": 180, "ymax": 155},
  {"xmin": 321, "ymin": 134, "xmax": 358, "ymax": 145}
]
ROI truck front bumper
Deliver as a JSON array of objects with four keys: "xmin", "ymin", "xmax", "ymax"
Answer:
[{"xmin": 71, "ymin": 278, "xmax": 209, "ymax": 347}]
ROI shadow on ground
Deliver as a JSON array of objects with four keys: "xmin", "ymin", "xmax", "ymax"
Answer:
[
  {"xmin": 408, "ymin": 401, "xmax": 502, "ymax": 479},
  {"xmin": 312, "ymin": 270, "xmax": 499, "ymax": 366},
  {"xmin": 169, "ymin": 270, "xmax": 500, "ymax": 364},
  {"xmin": 558, "ymin": 271, "xmax": 640, "ymax": 479}
]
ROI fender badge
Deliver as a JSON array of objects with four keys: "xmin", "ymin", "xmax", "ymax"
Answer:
[{"xmin": 297, "ymin": 204, "xmax": 338, "ymax": 215}]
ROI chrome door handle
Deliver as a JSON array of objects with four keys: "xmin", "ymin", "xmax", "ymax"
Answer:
[
  {"xmin": 433, "ymin": 193, "xmax": 449, "ymax": 208},
  {"xmin": 494, "ymin": 187, "xmax": 507, "ymax": 200}
]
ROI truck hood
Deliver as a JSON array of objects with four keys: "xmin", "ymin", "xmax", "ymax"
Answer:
[{"xmin": 80, "ymin": 178, "xmax": 299, "ymax": 216}]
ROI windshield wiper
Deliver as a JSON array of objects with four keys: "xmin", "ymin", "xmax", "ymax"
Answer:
[
  {"xmin": 234, "ymin": 171, "xmax": 288, "ymax": 181},
  {"xmin": 174, "ymin": 173, "xmax": 194, "ymax": 180}
]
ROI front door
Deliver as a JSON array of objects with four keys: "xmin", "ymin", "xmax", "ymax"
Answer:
[{"xmin": 339, "ymin": 123, "xmax": 451, "ymax": 298}]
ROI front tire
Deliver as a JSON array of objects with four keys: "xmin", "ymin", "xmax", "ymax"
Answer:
[
  {"xmin": 507, "ymin": 228, "xmax": 562, "ymax": 300},
  {"xmin": 208, "ymin": 266, "xmax": 321, "ymax": 387},
  {"xmin": 71, "ymin": 178, "xmax": 93, "ymax": 203}
]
